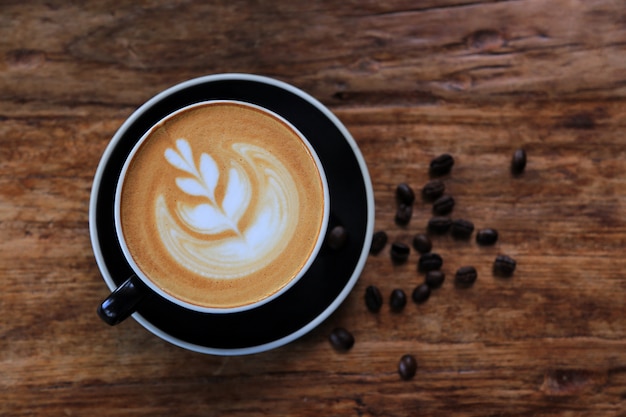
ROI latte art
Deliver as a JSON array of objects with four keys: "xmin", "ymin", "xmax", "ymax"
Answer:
[
  {"xmin": 158, "ymin": 139, "xmax": 298, "ymax": 279},
  {"xmin": 118, "ymin": 102, "xmax": 326, "ymax": 309}
]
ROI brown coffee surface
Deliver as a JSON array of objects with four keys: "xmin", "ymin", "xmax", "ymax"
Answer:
[{"xmin": 119, "ymin": 102, "xmax": 325, "ymax": 309}]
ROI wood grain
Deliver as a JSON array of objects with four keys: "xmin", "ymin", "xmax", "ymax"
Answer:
[{"xmin": 1, "ymin": 1, "xmax": 625, "ymax": 416}]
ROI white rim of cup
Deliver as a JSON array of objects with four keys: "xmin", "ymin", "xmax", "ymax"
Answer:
[
  {"xmin": 90, "ymin": 73, "xmax": 375, "ymax": 355},
  {"xmin": 113, "ymin": 100, "xmax": 330, "ymax": 314}
]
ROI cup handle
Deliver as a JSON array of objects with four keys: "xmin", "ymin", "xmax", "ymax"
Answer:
[{"xmin": 97, "ymin": 275, "xmax": 148, "ymax": 326}]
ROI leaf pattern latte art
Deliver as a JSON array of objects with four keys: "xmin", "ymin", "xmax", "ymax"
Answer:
[
  {"xmin": 158, "ymin": 137, "xmax": 300, "ymax": 280},
  {"xmin": 164, "ymin": 139, "xmax": 250, "ymax": 236}
]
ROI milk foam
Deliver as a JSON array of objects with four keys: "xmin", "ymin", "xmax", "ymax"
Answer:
[
  {"xmin": 119, "ymin": 102, "xmax": 326, "ymax": 309},
  {"xmin": 159, "ymin": 139, "xmax": 298, "ymax": 279}
]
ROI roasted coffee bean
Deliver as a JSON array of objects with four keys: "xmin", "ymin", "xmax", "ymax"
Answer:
[
  {"xmin": 427, "ymin": 216, "xmax": 452, "ymax": 234},
  {"xmin": 421, "ymin": 179, "xmax": 445, "ymax": 201},
  {"xmin": 395, "ymin": 203, "xmax": 413, "ymax": 225},
  {"xmin": 389, "ymin": 289, "xmax": 407, "ymax": 312},
  {"xmin": 451, "ymin": 218, "xmax": 475, "ymax": 240},
  {"xmin": 412, "ymin": 233, "xmax": 432, "ymax": 254},
  {"xmin": 455, "ymin": 266, "xmax": 477, "ymax": 287},
  {"xmin": 329, "ymin": 327, "xmax": 354, "ymax": 351},
  {"xmin": 425, "ymin": 270, "xmax": 445, "ymax": 289},
  {"xmin": 476, "ymin": 228, "xmax": 499, "ymax": 245},
  {"xmin": 398, "ymin": 354, "xmax": 418, "ymax": 380},
  {"xmin": 429, "ymin": 153, "xmax": 454, "ymax": 177},
  {"xmin": 396, "ymin": 183, "xmax": 415, "ymax": 205},
  {"xmin": 365, "ymin": 285, "xmax": 383, "ymax": 312},
  {"xmin": 511, "ymin": 149, "xmax": 527, "ymax": 175},
  {"xmin": 412, "ymin": 283, "xmax": 431, "ymax": 303},
  {"xmin": 390, "ymin": 242, "xmax": 410, "ymax": 264},
  {"xmin": 326, "ymin": 225, "xmax": 348, "ymax": 250},
  {"xmin": 493, "ymin": 255, "xmax": 517, "ymax": 277},
  {"xmin": 418, "ymin": 252, "xmax": 443, "ymax": 272},
  {"xmin": 432, "ymin": 195, "xmax": 455, "ymax": 215},
  {"xmin": 370, "ymin": 230, "xmax": 388, "ymax": 255}
]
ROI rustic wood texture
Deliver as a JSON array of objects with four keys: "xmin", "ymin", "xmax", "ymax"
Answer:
[{"xmin": 1, "ymin": 1, "xmax": 625, "ymax": 415}]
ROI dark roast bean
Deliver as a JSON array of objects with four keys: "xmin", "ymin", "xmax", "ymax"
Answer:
[
  {"xmin": 421, "ymin": 179, "xmax": 445, "ymax": 201},
  {"xmin": 432, "ymin": 195, "xmax": 455, "ymax": 215},
  {"xmin": 429, "ymin": 153, "xmax": 454, "ymax": 177},
  {"xmin": 493, "ymin": 255, "xmax": 517, "ymax": 277},
  {"xmin": 511, "ymin": 149, "xmax": 527, "ymax": 175},
  {"xmin": 451, "ymin": 218, "xmax": 475, "ymax": 240},
  {"xmin": 389, "ymin": 289, "xmax": 407, "ymax": 312},
  {"xmin": 425, "ymin": 270, "xmax": 445, "ymax": 289},
  {"xmin": 365, "ymin": 285, "xmax": 383, "ymax": 312},
  {"xmin": 476, "ymin": 228, "xmax": 499, "ymax": 245},
  {"xmin": 412, "ymin": 283, "xmax": 431, "ymax": 303},
  {"xmin": 326, "ymin": 225, "xmax": 348, "ymax": 250},
  {"xmin": 396, "ymin": 183, "xmax": 415, "ymax": 205},
  {"xmin": 418, "ymin": 252, "xmax": 443, "ymax": 272},
  {"xmin": 398, "ymin": 354, "xmax": 418, "ymax": 380},
  {"xmin": 427, "ymin": 216, "xmax": 452, "ymax": 234},
  {"xmin": 390, "ymin": 242, "xmax": 410, "ymax": 264},
  {"xmin": 370, "ymin": 230, "xmax": 388, "ymax": 255},
  {"xmin": 395, "ymin": 203, "xmax": 413, "ymax": 226},
  {"xmin": 412, "ymin": 233, "xmax": 432, "ymax": 254},
  {"xmin": 329, "ymin": 327, "xmax": 354, "ymax": 351},
  {"xmin": 455, "ymin": 266, "xmax": 477, "ymax": 287}
]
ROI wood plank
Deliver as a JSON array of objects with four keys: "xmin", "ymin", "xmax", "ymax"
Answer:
[{"xmin": 1, "ymin": 0, "xmax": 625, "ymax": 415}]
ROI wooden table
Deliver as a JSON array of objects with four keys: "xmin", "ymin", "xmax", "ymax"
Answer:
[{"xmin": 2, "ymin": 1, "xmax": 625, "ymax": 415}]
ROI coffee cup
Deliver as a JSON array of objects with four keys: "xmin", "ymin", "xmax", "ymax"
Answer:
[
  {"xmin": 91, "ymin": 74, "xmax": 374, "ymax": 354},
  {"xmin": 98, "ymin": 100, "xmax": 330, "ymax": 323}
]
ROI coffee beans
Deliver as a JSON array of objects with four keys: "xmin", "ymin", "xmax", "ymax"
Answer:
[
  {"xmin": 326, "ymin": 225, "xmax": 348, "ymax": 250},
  {"xmin": 421, "ymin": 179, "xmax": 445, "ymax": 201},
  {"xmin": 398, "ymin": 354, "xmax": 417, "ymax": 380},
  {"xmin": 389, "ymin": 289, "xmax": 407, "ymax": 312},
  {"xmin": 427, "ymin": 216, "xmax": 452, "ymax": 234},
  {"xmin": 370, "ymin": 230, "xmax": 388, "ymax": 255},
  {"xmin": 390, "ymin": 242, "xmax": 410, "ymax": 264},
  {"xmin": 493, "ymin": 255, "xmax": 516, "ymax": 277},
  {"xmin": 425, "ymin": 270, "xmax": 445, "ymax": 289},
  {"xmin": 412, "ymin": 283, "xmax": 431, "ymax": 304},
  {"xmin": 429, "ymin": 153, "xmax": 455, "ymax": 177},
  {"xmin": 455, "ymin": 266, "xmax": 477, "ymax": 287},
  {"xmin": 418, "ymin": 252, "xmax": 443, "ymax": 272},
  {"xmin": 342, "ymin": 149, "xmax": 524, "ymax": 381},
  {"xmin": 476, "ymin": 228, "xmax": 499, "ymax": 245},
  {"xmin": 396, "ymin": 183, "xmax": 415, "ymax": 205},
  {"xmin": 329, "ymin": 327, "xmax": 354, "ymax": 352},
  {"xmin": 432, "ymin": 195, "xmax": 455, "ymax": 215},
  {"xmin": 395, "ymin": 183, "xmax": 414, "ymax": 226},
  {"xmin": 412, "ymin": 233, "xmax": 432, "ymax": 254},
  {"xmin": 451, "ymin": 218, "xmax": 475, "ymax": 240},
  {"xmin": 511, "ymin": 149, "xmax": 527, "ymax": 175},
  {"xmin": 395, "ymin": 203, "xmax": 413, "ymax": 225},
  {"xmin": 365, "ymin": 285, "xmax": 383, "ymax": 312}
]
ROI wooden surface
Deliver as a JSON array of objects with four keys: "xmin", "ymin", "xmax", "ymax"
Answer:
[{"xmin": 1, "ymin": 1, "xmax": 625, "ymax": 415}]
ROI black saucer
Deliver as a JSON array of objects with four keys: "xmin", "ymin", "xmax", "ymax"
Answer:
[{"xmin": 90, "ymin": 74, "xmax": 373, "ymax": 354}]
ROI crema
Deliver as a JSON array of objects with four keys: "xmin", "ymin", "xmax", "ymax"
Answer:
[{"xmin": 118, "ymin": 102, "xmax": 326, "ymax": 309}]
